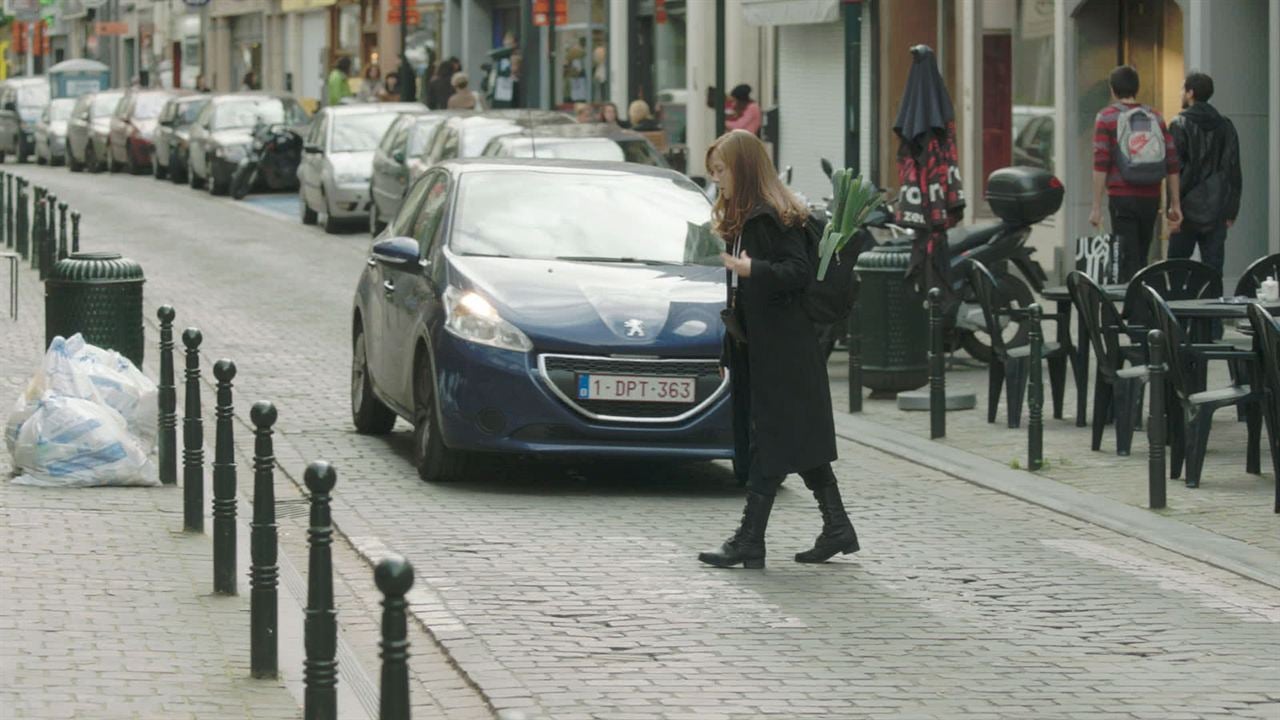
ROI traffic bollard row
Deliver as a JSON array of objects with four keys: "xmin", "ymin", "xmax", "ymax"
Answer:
[
  {"xmin": 157, "ymin": 307, "xmax": 178, "ymax": 486},
  {"xmin": 1027, "ymin": 304, "xmax": 1044, "ymax": 472},
  {"xmin": 182, "ymin": 328, "xmax": 205, "ymax": 533},
  {"xmin": 213, "ymin": 360, "xmax": 239, "ymax": 596},
  {"xmin": 375, "ymin": 555, "xmax": 415, "ymax": 720},
  {"xmin": 31, "ymin": 190, "xmax": 43, "ymax": 273},
  {"xmin": 71, "ymin": 211, "xmax": 80, "ymax": 254},
  {"xmin": 928, "ymin": 288, "xmax": 946, "ymax": 439},
  {"xmin": 250, "ymin": 402, "xmax": 280, "ymax": 679},
  {"xmin": 57, "ymin": 202, "xmax": 68, "ymax": 260},
  {"xmin": 15, "ymin": 178, "xmax": 27, "ymax": 260},
  {"xmin": 40, "ymin": 192, "xmax": 57, "ymax": 278},
  {"xmin": 1, "ymin": 172, "xmax": 8, "ymax": 249},
  {"xmin": 304, "ymin": 461, "xmax": 339, "ymax": 720},
  {"xmin": 1147, "ymin": 329, "xmax": 1167, "ymax": 509}
]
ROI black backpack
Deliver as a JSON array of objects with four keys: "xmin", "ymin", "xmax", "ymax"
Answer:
[{"xmin": 800, "ymin": 213, "xmax": 869, "ymax": 325}]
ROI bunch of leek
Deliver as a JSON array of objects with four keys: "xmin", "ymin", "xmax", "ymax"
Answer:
[{"xmin": 816, "ymin": 169, "xmax": 885, "ymax": 280}]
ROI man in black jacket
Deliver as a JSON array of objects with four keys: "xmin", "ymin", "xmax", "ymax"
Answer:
[{"xmin": 1168, "ymin": 72, "xmax": 1241, "ymax": 293}]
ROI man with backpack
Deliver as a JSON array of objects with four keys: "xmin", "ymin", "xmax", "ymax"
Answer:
[
  {"xmin": 1168, "ymin": 72, "xmax": 1241, "ymax": 282},
  {"xmin": 1089, "ymin": 65, "xmax": 1182, "ymax": 281}
]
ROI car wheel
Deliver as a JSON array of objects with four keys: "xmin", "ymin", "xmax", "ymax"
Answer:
[
  {"xmin": 189, "ymin": 164, "xmax": 205, "ymax": 189},
  {"xmin": 413, "ymin": 353, "xmax": 470, "ymax": 482},
  {"xmin": 85, "ymin": 145, "xmax": 99, "ymax": 173},
  {"xmin": 36, "ymin": 151, "xmax": 46, "ymax": 166},
  {"xmin": 105, "ymin": 145, "xmax": 117, "ymax": 173},
  {"xmin": 68, "ymin": 152, "xmax": 82, "ymax": 172},
  {"xmin": 300, "ymin": 192, "xmax": 318, "ymax": 225},
  {"xmin": 0, "ymin": 151, "xmax": 6, "ymax": 163},
  {"xmin": 351, "ymin": 324, "xmax": 397, "ymax": 435},
  {"xmin": 171, "ymin": 160, "xmax": 186, "ymax": 184},
  {"xmin": 209, "ymin": 170, "xmax": 227, "ymax": 196},
  {"xmin": 321, "ymin": 192, "xmax": 342, "ymax": 234},
  {"xmin": 153, "ymin": 156, "xmax": 167, "ymax": 179},
  {"xmin": 369, "ymin": 202, "xmax": 382, "ymax": 237}
]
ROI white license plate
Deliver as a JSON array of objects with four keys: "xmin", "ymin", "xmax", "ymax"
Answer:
[{"xmin": 577, "ymin": 374, "xmax": 696, "ymax": 403}]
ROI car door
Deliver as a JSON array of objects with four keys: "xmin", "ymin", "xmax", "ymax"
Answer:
[
  {"xmin": 68, "ymin": 98, "xmax": 89, "ymax": 160},
  {"xmin": 109, "ymin": 95, "xmax": 131, "ymax": 160},
  {"xmin": 370, "ymin": 116, "xmax": 405, "ymax": 219},
  {"xmin": 384, "ymin": 170, "xmax": 452, "ymax": 402},
  {"xmin": 384, "ymin": 123, "xmax": 415, "ymax": 210},
  {"xmin": 155, "ymin": 102, "xmax": 174, "ymax": 167},
  {"xmin": 300, "ymin": 113, "xmax": 328, "ymax": 208},
  {"xmin": 34, "ymin": 106, "xmax": 49, "ymax": 156}
]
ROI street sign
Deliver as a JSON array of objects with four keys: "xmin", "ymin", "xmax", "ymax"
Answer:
[
  {"xmin": 94, "ymin": 21, "xmax": 128, "ymax": 36},
  {"xmin": 532, "ymin": 0, "xmax": 567, "ymax": 27}
]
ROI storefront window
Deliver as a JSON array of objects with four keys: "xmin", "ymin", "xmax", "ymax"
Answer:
[
  {"xmin": 554, "ymin": 0, "xmax": 608, "ymax": 105},
  {"xmin": 1011, "ymin": 0, "xmax": 1055, "ymax": 173},
  {"xmin": 631, "ymin": 0, "xmax": 686, "ymax": 143}
]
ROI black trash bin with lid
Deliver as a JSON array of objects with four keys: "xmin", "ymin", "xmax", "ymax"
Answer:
[
  {"xmin": 854, "ymin": 237, "xmax": 928, "ymax": 395},
  {"xmin": 45, "ymin": 252, "xmax": 145, "ymax": 367}
]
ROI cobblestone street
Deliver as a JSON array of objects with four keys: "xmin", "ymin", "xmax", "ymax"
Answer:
[{"xmin": 3, "ymin": 165, "xmax": 1278, "ymax": 719}]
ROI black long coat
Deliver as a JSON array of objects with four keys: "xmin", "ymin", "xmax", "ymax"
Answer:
[{"xmin": 723, "ymin": 207, "xmax": 838, "ymax": 481}]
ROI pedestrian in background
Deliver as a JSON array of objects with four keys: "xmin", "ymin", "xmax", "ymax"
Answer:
[
  {"xmin": 379, "ymin": 72, "xmax": 402, "ymax": 102},
  {"xmin": 446, "ymin": 73, "xmax": 481, "ymax": 110},
  {"xmin": 427, "ymin": 62, "xmax": 456, "ymax": 110},
  {"xmin": 600, "ymin": 102, "xmax": 625, "ymax": 128},
  {"xmin": 357, "ymin": 64, "xmax": 384, "ymax": 102},
  {"xmin": 1168, "ymin": 72, "xmax": 1241, "ymax": 294},
  {"xmin": 575, "ymin": 102, "xmax": 598, "ymax": 124},
  {"xmin": 698, "ymin": 129, "xmax": 860, "ymax": 570},
  {"xmin": 327, "ymin": 56, "xmax": 354, "ymax": 107},
  {"xmin": 195, "ymin": 73, "xmax": 211, "ymax": 93},
  {"xmin": 627, "ymin": 99, "xmax": 660, "ymax": 131},
  {"xmin": 240, "ymin": 71, "xmax": 258, "ymax": 91},
  {"xmin": 725, "ymin": 84, "xmax": 762, "ymax": 136},
  {"xmin": 1089, "ymin": 64, "xmax": 1182, "ymax": 281}
]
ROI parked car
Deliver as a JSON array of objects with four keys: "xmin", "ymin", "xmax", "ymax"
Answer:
[
  {"xmin": 153, "ymin": 94, "xmax": 210, "ymax": 182},
  {"xmin": 0, "ymin": 77, "xmax": 50, "ymax": 163},
  {"xmin": 297, "ymin": 103, "xmax": 426, "ymax": 233},
  {"xmin": 351, "ymin": 159, "xmax": 731, "ymax": 482},
  {"xmin": 35, "ymin": 98, "xmax": 77, "ymax": 166},
  {"xmin": 368, "ymin": 111, "xmax": 461, "ymax": 235},
  {"xmin": 187, "ymin": 92, "xmax": 309, "ymax": 195},
  {"xmin": 66, "ymin": 90, "xmax": 125, "ymax": 172},
  {"xmin": 108, "ymin": 88, "xmax": 185, "ymax": 174},
  {"xmin": 1012, "ymin": 111, "xmax": 1054, "ymax": 173},
  {"xmin": 482, "ymin": 123, "xmax": 668, "ymax": 167},
  {"xmin": 422, "ymin": 110, "xmax": 574, "ymax": 166}
]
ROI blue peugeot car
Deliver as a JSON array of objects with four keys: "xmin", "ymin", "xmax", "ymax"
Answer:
[{"xmin": 351, "ymin": 158, "xmax": 733, "ymax": 481}]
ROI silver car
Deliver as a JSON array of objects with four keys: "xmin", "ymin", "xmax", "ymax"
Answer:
[
  {"xmin": 35, "ymin": 98, "xmax": 76, "ymax": 166},
  {"xmin": 297, "ymin": 103, "xmax": 425, "ymax": 234}
]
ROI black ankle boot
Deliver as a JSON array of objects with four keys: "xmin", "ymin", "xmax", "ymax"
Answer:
[
  {"xmin": 795, "ymin": 481, "xmax": 859, "ymax": 563},
  {"xmin": 698, "ymin": 491, "xmax": 774, "ymax": 569}
]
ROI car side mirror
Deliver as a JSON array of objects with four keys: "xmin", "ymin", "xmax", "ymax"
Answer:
[
  {"xmin": 392, "ymin": 150, "xmax": 405, "ymax": 164},
  {"xmin": 372, "ymin": 236, "xmax": 420, "ymax": 265},
  {"xmin": 303, "ymin": 143, "xmax": 322, "ymax": 154}
]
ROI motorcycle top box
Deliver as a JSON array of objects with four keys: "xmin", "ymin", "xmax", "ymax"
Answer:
[{"xmin": 986, "ymin": 166, "xmax": 1063, "ymax": 225}]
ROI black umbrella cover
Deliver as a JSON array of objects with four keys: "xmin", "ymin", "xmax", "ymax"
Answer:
[{"xmin": 893, "ymin": 45, "xmax": 955, "ymax": 146}]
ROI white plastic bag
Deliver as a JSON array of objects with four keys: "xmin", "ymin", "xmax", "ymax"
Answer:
[{"xmin": 12, "ymin": 392, "xmax": 156, "ymax": 487}]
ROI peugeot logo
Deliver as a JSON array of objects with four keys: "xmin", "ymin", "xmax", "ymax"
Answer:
[{"xmin": 623, "ymin": 319, "xmax": 646, "ymax": 338}]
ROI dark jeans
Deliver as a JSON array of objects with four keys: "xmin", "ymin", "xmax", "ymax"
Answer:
[
  {"xmin": 747, "ymin": 463, "xmax": 837, "ymax": 497},
  {"xmin": 1169, "ymin": 224, "xmax": 1229, "ymax": 339},
  {"xmin": 1109, "ymin": 195, "xmax": 1160, "ymax": 282}
]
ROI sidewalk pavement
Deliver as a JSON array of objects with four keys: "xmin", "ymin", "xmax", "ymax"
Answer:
[
  {"xmin": 828, "ymin": 321, "xmax": 1279, "ymax": 568},
  {"xmin": 0, "ymin": 256, "xmax": 491, "ymax": 720}
]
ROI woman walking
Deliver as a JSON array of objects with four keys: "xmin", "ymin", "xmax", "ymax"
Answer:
[{"xmin": 699, "ymin": 130, "xmax": 860, "ymax": 569}]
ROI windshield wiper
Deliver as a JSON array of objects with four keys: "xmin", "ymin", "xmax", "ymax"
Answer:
[
  {"xmin": 460, "ymin": 252, "xmax": 512, "ymax": 258},
  {"xmin": 553, "ymin": 256, "xmax": 669, "ymax": 266}
]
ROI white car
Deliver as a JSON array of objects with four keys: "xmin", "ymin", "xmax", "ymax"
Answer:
[{"xmin": 297, "ymin": 103, "xmax": 426, "ymax": 233}]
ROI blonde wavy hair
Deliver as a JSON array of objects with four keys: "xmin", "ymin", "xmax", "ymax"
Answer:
[{"xmin": 706, "ymin": 130, "xmax": 807, "ymax": 241}]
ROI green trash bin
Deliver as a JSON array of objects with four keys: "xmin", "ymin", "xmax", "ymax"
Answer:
[
  {"xmin": 45, "ymin": 252, "xmax": 145, "ymax": 367},
  {"xmin": 854, "ymin": 238, "xmax": 927, "ymax": 394}
]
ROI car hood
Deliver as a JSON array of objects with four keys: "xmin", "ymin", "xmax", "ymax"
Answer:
[
  {"xmin": 328, "ymin": 150, "xmax": 376, "ymax": 178},
  {"xmin": 211, "ymin": 128, "xmax": 253, "ymax": 147},
  {"xmin": 448, "ymin": 255, "xmax": 725, "ymax": 355}
]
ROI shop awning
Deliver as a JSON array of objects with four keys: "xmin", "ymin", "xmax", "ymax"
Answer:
[{"xmin": 741, "ymin": 0, "xmax": 840, "ymax": 26}]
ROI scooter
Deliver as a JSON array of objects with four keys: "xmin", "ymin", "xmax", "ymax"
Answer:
[
  {"xmin": 818, "ymin": 158, "xmax": 1060, "ymax": 363},
  {"xmin": 230, "ymin": 122, "xmax": 304, "ymax": 200}
]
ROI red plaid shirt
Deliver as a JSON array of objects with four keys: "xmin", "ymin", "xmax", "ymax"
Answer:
[{"xmin": 1093, "ymin": 102, "xmax": 1179, "ymax": 198}]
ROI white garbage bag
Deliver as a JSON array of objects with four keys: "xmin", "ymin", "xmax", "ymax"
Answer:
[{"xmin": 11, "ymin": 392, "xmax": 156, "ymax": 487}]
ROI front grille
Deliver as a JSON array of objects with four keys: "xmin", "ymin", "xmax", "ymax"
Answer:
[{"xmin": 538, "ymin": 354, "xmax": 727, "ymax": 423}]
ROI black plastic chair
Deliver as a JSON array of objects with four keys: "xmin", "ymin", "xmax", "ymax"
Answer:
[
  {"xmin": 969, "ymin": 260, "xmax": 1068, "ymax": 428},
  {"xmin": 1232, "ymin": 254, "xmax": 1280, "ymax": 335},
  {"xmin": 1125, "ymin": 259, "xmax": 1223, "ymax": 341},
  {"xmin": 1067, "ymin": 271, "xmax": 1147, "ymax": 455},
  {"xmin": 1142, "ymin": 285, "xmax": 1263, "ymax": 487},
  {"xmin": 1245, "ymin": 303, "xmax": 1280, "ymax": 513}
]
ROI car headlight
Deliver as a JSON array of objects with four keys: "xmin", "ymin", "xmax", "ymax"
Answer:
[
  {"xmin": 443, "ymin": 286, "xmax": 533, "ymax": 353},
  {"xmin": 335, "ymin": 172, "xmax": 368, "ymax": 186}
]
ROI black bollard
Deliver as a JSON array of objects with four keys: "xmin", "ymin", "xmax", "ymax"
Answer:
[
  {"xmin": 70, "ymin": 211, "xmax": 80, "ymax": 254},
  {"xmin": 57, "ymin": 202, "xmax": 68, "ymax": 260},
  {"xmin": 40, "ymin": 194, "xmax": 56, "ymax": 278},
  {"xmin": 1, "ymin": 172, "xmax": 7, "ymax": 248},
  {"xmin": 212, "ymin": 359, "xmax": 238, "ymax": 595},
  {"xmin": 31, "ymin": 194, "xmax": 43, "ymax": 272},
  {"xmin": 928, "ymin": 288, "xmax": 946, "ymax": 439},
  {"xmin": 250, "ymin": 402, "xmax": 280, "ymax": 679},
  {"xmin": 1147, "ymin": 330, "xmax": 1167, "ymax": 509},
  {"xmin": 375, "ymin": 555, "xmax": 415, "ymax": 720},
  {"xmin": 15, "ymin": 179, "xmax": 27, "ymax": 260},
  {"xmin": 157, "ymin": 307, "xmax": 178, "ymax": 486},
  {"xmin": 1027, "ymin": 304, "xmax": 1044, "ymax": 471},
  {"xmin": 182, "ymin": 328, "xmax": 205, "ymax": 533},
  {"xmin": 304, "ymin": 462, "xmax": 339, "ymax": 720},
  {"xmin": 847, "ymin": 304, "xmax": 863, "ymax": 414}
]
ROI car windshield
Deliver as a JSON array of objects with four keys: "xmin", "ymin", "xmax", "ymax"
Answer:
[
  {"xmin": 331, "ymin": 112, "xmax": 399, "ymax": 153},
  {"xmin": 407, "ymin": 119, "xmax": 444, "ymax": 156},
  {"xmin": 213, "ymin": 99, "xmax": 300, "ymax": 130},
  {"xmin": 92, "ymin": 94, "xmax": 122, "ymax": 117},
  {"xmin": 462, "ymin": 123, "xmax": 522, "ymax": 158},
  {"xmin": 179, "ymin": 99, "xmax": 209, "ymax": 124},
  {"xmin": 18, "ymin": 84, "xmax": 49, "ymax": 108},
  {"xmin": 49, "ymin": 101, "xmax": 74, "ymax": 122},
  {"xmin": 132, "ymin": 94, "xmax": 170, "ymax": 119},
  {"xmin": 502, "ymin": 137, "xmax": 663, "ymax": 166},
  {"xmin": 452, "ymin": 171, "xmax": 719, "ymax": 266}
]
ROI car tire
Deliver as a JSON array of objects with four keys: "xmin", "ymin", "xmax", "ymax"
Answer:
[
  {"xmin": 300, "ymin": 192, "xmax": 318, "ymax": 225},
  {"xmin": 36, "ymin": 151, "xmax": 46, "ymax": 166},
  {"xmin": 351, "ymin": 324, "xmax": 397, "ymax": 435},
  {"xmin": 209, "ymin": 171, "xmax": 227, "ymax": 196},
  {"xmin": 171, "ymin": 160, "xmax": 186, "ymax": 184},
  {"xmin": 0, "ymin": 151, "xmax": 6, "ymax": 163},
  {"xmin": 105, "ymin": 145, "xmax": 118, "ymax": 173},
  {"xmin": 369, "ymin": 201, "xmax": 382, "ymax": 237},
  {"xmin": 68, "ymin": 152, "xmax": 83, "ymax": 172},
  {"xmin": 321, "ymin": 192, "xmax": 342, "ymax": 234},
  {"xmin": 189, "ymin": 164, "xmax": 205, "ymax": 190},
  {"xmin": 85, "ymin": 145, "xmax": 99, "ymax": 173},
  {"xmin": 153, "ymin": 156, "xmax": 167, "ymax": 180},
  {"xmin": 413, "ymin": 353, "xmax": 471, "ymax": 483}
]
